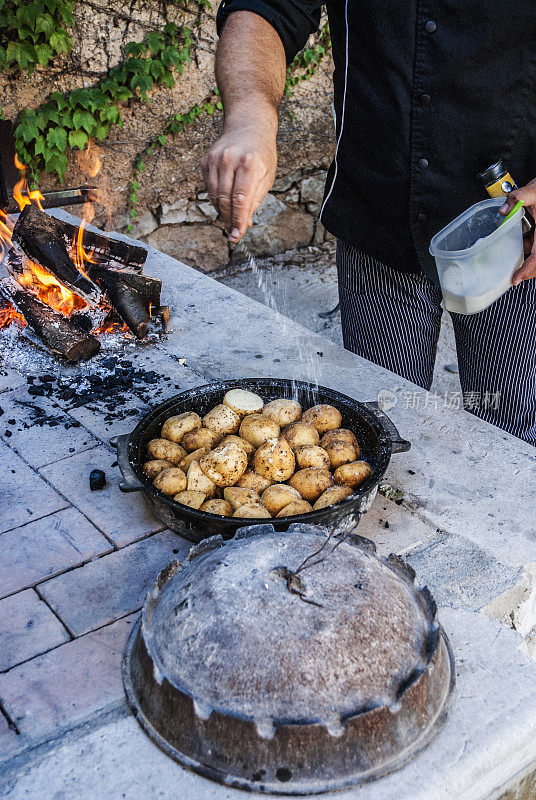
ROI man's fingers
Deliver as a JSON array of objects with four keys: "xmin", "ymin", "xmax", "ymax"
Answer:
[
  {"xmin": 499, "ymin": 179, "xmax": 536, "ymax": 215},
  {"xmin": 513, "ymin": 248, "xmax": 536, "ymax": 286},
  {"xmin": 229, "ymin": 157, "xmax": 265, "ymax": 242},
  {"xmin": 201, "ymin": 153, "xmax": 220, "ymax": 213}
]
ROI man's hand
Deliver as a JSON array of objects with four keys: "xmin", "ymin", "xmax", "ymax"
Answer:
[
  {"xmin": 499, "ymin": 179, "xmax": 536, "ymax": 285},
  {"xmin": 201, "ymin": 123, "xmax": 277, "ymax": 244}
]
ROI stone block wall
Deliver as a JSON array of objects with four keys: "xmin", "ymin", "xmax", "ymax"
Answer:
[{"xmin": 1, "ymin": 0, "xmax": 335, "ymax": 272}]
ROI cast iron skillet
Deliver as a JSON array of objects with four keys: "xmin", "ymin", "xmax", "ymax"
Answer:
[{"xmin": 112, "ymin": 378, "xmax": 410, "ymax": 542}]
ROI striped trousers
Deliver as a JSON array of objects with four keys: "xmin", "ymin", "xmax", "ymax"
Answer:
[{"xmin": 337, "ymin": 240, "xmax": 536, "ymax": 446}]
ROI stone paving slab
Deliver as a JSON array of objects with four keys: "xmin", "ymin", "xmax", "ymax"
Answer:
[
  {"xmin": 0, "ymin": 507, "xmax": 112, "ymax": 599},
  {"xmin": 406, "ymin": 532, "xmax": 522, "ymax": 612},
  {"xmin": 0, "ymin": 387, "xmax": 99, "ymax": 468},
  {"xmin": 0, "ymin": 614, "xmax": 137, "ymax": 746},
  {"xmin": 38, "ymin": 445, "xmax": 164, "ymax": 547},
  {"xmin": 3, "ymin": 609, "xmax": 536, "ymax": 800},
  {"xmin": 39, "ymin": 531, "xmax": 188, "ymax": 636},
  {"xmin": 0, "ymin": 590, "xmax": 69, "ymax": 672},
  {"xmin": 0, "ymin": 441, "xmax": 67, "ymax": 534},
  {"xmin": 356, "ymin": 494, "xmax": 435, "ymax": 557},
  {"xmin": 67, "ymin": 393, "xmax": 151, "ymax": 446},
  {"xmin": 0, "ymin": 710, "xmax": 21, "ymax": 764}
]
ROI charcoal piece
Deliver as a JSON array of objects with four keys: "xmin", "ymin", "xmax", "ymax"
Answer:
[
  {"xmin": 28, "ymin": 386, "xmax": 45, "ymax": 396},
  {"xmin": 89, "ymin": 469, "xmax": 106, "ymax": 491},
  {"xmin": 12, "ymin": 205, "xmax": 101, "ymax": 305},
  {"xmin": 88, "ymin": 264, "xmax": 161, "ymax": 338}
]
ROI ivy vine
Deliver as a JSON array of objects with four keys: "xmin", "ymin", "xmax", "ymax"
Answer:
[
  {"xmin": 0, "ymin": 0, "xmax": 74, "ymax": 74},
  {"xmin": 285, "ymin": 23, "xmax": 331, "ymax": 94}
]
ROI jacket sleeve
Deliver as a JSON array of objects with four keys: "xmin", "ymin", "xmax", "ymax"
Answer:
[{"xmin": 216, "ymin": 0, "xmax": 323, "ymax": 65}]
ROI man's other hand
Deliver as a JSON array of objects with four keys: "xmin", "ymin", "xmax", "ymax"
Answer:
[
  {"xmin": 201, "ymin": 125, "xmax": 277, "ymax": 244},
  {"xmin": 500, "ymin": 179, "xmax": 536, "ymax": 285}
]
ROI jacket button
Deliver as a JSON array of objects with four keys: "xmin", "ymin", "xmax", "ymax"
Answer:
[
  {"xmin": 420, "ymin": 93, "xmax": 431, "ymax": 105},
  {"xmin": 425, "ymin": 20, "xmax": 437, "ymax": 33},
  {"xmin": 418, "ymin": 212, "xmax": 427, "ymax": 222},
  {"xmin": 418, "ymin": 158, "xmax": 429, "ymax": 169}
]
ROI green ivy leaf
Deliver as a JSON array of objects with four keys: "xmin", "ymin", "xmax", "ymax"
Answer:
[
  {"xmin": 49, "ymin": 29, "xmax": 71, "ymax": 54},
  {"xmin": 147, "ymin": 31, "xmax": 164, "ymax": 54},
  {"xmin": 72, "ymin": 109, "xmax": 96, "ymax": 134},
  {"xmin": 35, "ymin": 14, "xmax": 56, "ymax": 38},
  {"xmin": 157, "ymin": 134, "xmax": 166, "ymax": 145},
  {"xmin": 125, "ymin": 42, "xmax": 145, "ymax": 58},
  {"xmin": 46, "ymin": 126, "xmax": 68, "ymax": 150},
  {"xmin": 68, "ymin": 129, "xmax": 88, "ymax": 149},
  {"xmin": 36, "ymin": 43, "xmax": 53, "ymax": 66},
  {"xmin": 44, "ymin": 151, "xmax": 68, "ymax": 179},
  {"xmin": 131, "ymin": 72, "xmax": 153, "ymax": 97}
]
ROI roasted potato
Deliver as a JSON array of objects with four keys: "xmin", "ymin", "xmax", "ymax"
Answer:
[
  {"xmin": 302, "ymin": 404, "xmax": 343, "ymax": 435},
  {"xmin": 262, "ymin": 398, "xmax": 302, "ymax": 427},
  {"xmin": 173, "ymin": 490, "xmax": 206, "ymax": 509},
  {"xmin": 187, "ymin": 460, "xmax": 217, "ymax": 498},
  {"xmin": 181, "ymin": 427, "xmax": 220, "ymax": 452},
  {"xmin": 313, "ymin": 485, "xmax": 353, "ymax": 510},
  {"xmin": 199, "ymin": 441, "xmax": 248, "ymax": 487},
  {"xmin": 203, "ymin": 404, "xmax": 241, "ymax": 438},
  {"xmin": 232, "ymin": 503, "xmax": 272, "ymax": 519},
  {"xmin": 220, "ymin": 435, "xmax": 255, "ymax": 463},
  {"xmin": 239, "ymin": 414, "xmax": 280, "ymax": 447},
  {"xmin": 223, "ymin": 486, "xmax": 261, "ymax": 510},
  {"xmin": 261, "ymin": 484, "xmax": 302, "ymax": 516},
  {"xmin": 254, "ymin": 437, "xmax": 296, "ymax": 482},
  {"xmin": 235, "ymin": 470, "xmax": 273, "ymax": 493},
  {"xmin": 143, "ymin": 459, "xmax": 174, "ymax": 479},
  {"xmin": 153, "ymin": 467, "xmax": 187, "ymax": 496},
  {"xmin": 281, "ymin": 421, "xmax": 320, "ymax": 451},
  {"xmin": 295, "ymin": 444, "xmax": 331, "ymax": 471},
  {"xmin": 161, "ymin": 412, "xmax": 202, "ymax": 443},
  {"xmin": 223, "ymin": 388, "xmax": 264, "ymax": 416},
  {"xmin": 333, "ymin": 460, "xmax": 373, "ymax": 488},
  {"xmin": 289, "ymin": 468, "xmax": 333, "ymax": 502},
  {"xmin": 147, "ymin": 438, "xmax": 186, "ymax": 465},
  {"xmin": 276, "ymin": 499, "xmax": 313, "ymax": 517},
  {"xmin": 179, "ymin": 447, "xmax": 210, "ymax": 472},
  {"xmin": 323, "ymin": 439, "xmax": 357, "ymax": 469},
  {"xmin": 320, "ymin": 428, "xmax": 359, "ymax": 452},
  {"xmin": 200, "ymin": 499, "xmax": 233, "ymax": 516}
]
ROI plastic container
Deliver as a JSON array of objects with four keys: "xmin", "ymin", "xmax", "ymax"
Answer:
[{"xmin": 429, "ymin": 198, "xmax": 524, "ymax": 314}]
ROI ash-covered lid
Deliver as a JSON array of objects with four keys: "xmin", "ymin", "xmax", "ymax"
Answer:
[{"xmin": 143, "ymin": 524, "xmax": 434, "ymax": 731}]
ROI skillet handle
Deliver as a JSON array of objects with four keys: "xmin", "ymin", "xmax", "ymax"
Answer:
[
  {"xmin": 110, "ymin": 433, "xmax": 145, "ymax": 492},
  {"xmin": 363, "ymin": 401, "xmax": 411, "ymax": 454}
]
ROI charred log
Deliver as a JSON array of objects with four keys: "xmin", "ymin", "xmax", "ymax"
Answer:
[
  {"xmin": 12, "ymin": 205, "xmax": 101, "ymax": 305},
  {"xmin": 1, "ymin": 280, "xmax": 100, "ymax": 362},
  {"xmin": 88, "ymin": 264, "xmax": 161, "ymax": 338}
]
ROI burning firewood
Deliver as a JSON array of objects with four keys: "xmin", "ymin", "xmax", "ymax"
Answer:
[
  {"xmin": 87, "ymin": 264, "xmax": 162, "ymax": 338},
  {"xmin": 1, "ymin": 279, "xmax": 100, "ymax": 362},
  {"xmin": 12, "ymin": 205, "xmax": 101, "ymax": 305}
]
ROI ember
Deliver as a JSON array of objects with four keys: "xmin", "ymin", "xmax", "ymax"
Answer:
[{"xmin": 0, "ymin": 302, "xmax": 26, "ymax": 329}]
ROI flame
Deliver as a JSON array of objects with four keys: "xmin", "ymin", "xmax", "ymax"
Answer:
[
  {"xmin": 13, "ymin": 157, "xmax": 45, "ymax": 212},
  {"xmin": 77, "ymin": 140, "xmax": 102, "ymax": 179},
  {"xmin": 18, "ymin": 260, "xmax": 86, "ymax": 316},
  {"xmin": 70, "ymin": 201, "xmax": 97, "ymax": 272},
  {"xmin": 93, "ymin": 319, "xmax": 129, "ymax": 335},
  {"xmin": 0, "ymin": 303, "xmax": 26, "ymax": 330},
  {"xmin": 0, "ymin": 210, "xmax": 13, "ymax": 260}
]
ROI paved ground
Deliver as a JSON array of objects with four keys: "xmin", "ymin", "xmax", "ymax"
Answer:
[{"xmin": 1, "ymin": 216, "xmax": 535, "ymax": 799}]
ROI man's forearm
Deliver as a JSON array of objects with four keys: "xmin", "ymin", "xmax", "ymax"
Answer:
[{"xmin": 216, "ymin": 11, "xmax": 286, "ymax": 135}]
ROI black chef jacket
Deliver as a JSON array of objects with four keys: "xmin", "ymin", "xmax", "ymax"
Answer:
[{"xmin": 216, "ymin": 0, "xmax": 536, "ymax": 282}]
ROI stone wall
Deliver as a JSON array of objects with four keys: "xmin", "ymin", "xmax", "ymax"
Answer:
[{"xmin": 1, "ymin": 0, "xmax": 335, "ymax": 271}]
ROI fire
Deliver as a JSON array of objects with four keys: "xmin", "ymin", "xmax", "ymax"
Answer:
[
  {"xmin": 71, "ymin": 201, "xmax": 97, "ymax": 272},
  {"xmin": 77, "ymin": 140, "xmax": 102, "ymax": 179},
  {"xmin": 0, "ymin": 210, "xmax": 13, "ymax": 260},
  {"xmin": 13, "ymin": 156, "xmax": 45, "ymax": 212},
  {"xmin": 0, "ymin": 303, "xmax": 26, "ymax": 330},
  {"xmin": 18, "ymin": 259, "xmax": 86, "ymax": 316}
]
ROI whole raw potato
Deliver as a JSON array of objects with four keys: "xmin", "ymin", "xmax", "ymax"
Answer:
[
  {"xmin": 181, "ymin": 427, "xmax": 220, "ymax": 452},
  {"xmin": 262, "ymin": 398, "xmax": 302, "ymax": 427},
  {"xmin": 313, "ymin": 485, "xmax": 353, "ymax": 510},
  {"xmin": 220, "ymin": 435, "xmax": 255, "ymax": 462},
  {"xmin": 203, "ymin": 404, "xmax": 241, "ymax": 438},
  {"xmin": 161, "ymin": 412, "xmax": 202, "ymax": 443},
  {"xmin": 173, "ymin": 490, "xmax": 206, "ymax": 509},
  {"xmin": 323, "ymin": 439, "xmax": 357, "ymax": 469},
  {"xmin": 232, "ymin": 503, "xmax": 272, "ymax": 519},
  {"xmin": 289, "ymin": 468, "xmax": 334, "ymax": 502},
  {"xmin": 282, "ymin": 421, "xmax": 320, "ymax": 451},
  {"xmin": 179, "ymin": 447, "xmax": 210, "ymax": 472},
  {"xmin": 276, "ymin": 499, "xmax": 313, "ymax": 517},
  {"xmin": 302, "ymin": 404, "xmax": 343, "ymax": 435},
  {"xmin": 223, "ymin": 388, "xmax": 264, "ymax": 416},
  {"xmin": 199, "ymin": 441, "xmax": 248, "ymax": 487},
  {"xmin": 295, "ymin": 444, "xmax": 331, "ymax": 471},
  {"xmin": 153, "ymin": 467, "xmax": 187, "ymax": 496},
  {"xmin": 262, "ymin": 484, "xmax": 302, "ymax": 516},
  {"xmin": 236, "ymin": 470, "xmax": 273, "ymax": 493},
  {"xmin": 334, "ymin": 461, "xmax": 373, "ymax": 488},
  {"xmin": 200, "ymin": 499, "xmax": 233, "ymax": 516},
  {"xmin": 143, "ymin": 459, "xmax": 173, "ymax": 479},
  {"xmin": 223, "ymin": 486, "xmax": 261, "ymax": 510},
  {"xmin": 187, "ymin": 461, "xmax": 217, "ymax": 498},
  {"xmin": 239, "ymin": 414, "xmax": 280, "ymax": 447},
  {"xmin": 321, "ymin": 428, "xmax": 360, "ymax": 452},
  {"xmin": 147, "ymin": 438, "xmax": 186, "ymax": 465},
  {"xmin": 254, "ymin": 437, "xmax": 295, "ymax": 482}
]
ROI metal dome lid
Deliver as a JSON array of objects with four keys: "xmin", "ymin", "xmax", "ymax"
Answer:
[{"xmin": 123, "ymin": 524, "xmax": 455, "ymax": 795}]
